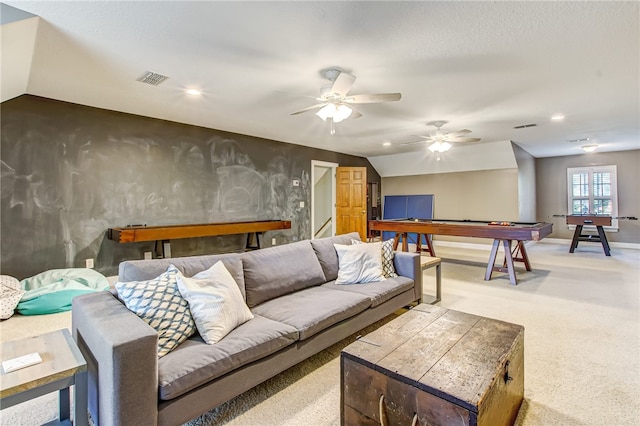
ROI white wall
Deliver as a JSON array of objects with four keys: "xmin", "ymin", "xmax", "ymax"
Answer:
[
  {"xmin": 382, "ymin": 168, "xmax": 520, "ymax": 244},
  {"xmin": 1, "ymin": 9, "xmax": 39, "ymax": 102},
  {"xmin": 512, "ymin": 142, "xmax": 537, "ymax": 221},
  {"xmin": 368, "ymin": 140, "xmax": 518, "ymax": 178}
]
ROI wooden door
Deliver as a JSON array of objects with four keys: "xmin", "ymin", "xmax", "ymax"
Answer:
[{"xmin": 336, "ymin": 167, "xmax": 367, "ymax": 240}]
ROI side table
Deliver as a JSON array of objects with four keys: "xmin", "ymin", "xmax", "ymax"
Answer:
[
  {"xmin": 421, "ymin": 256, "xmax": 441, "ymax": 304},
  {"xmin": 0, "ymin": 329, "xmax": 87, "ymax": 425}
]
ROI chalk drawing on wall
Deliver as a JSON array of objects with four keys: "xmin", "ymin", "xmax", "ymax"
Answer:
[
  {"xmin": 216, "ymin": 165, "xmax": 265, "ymax": 219},
  {"xmin": 0, "ymin": 98, "xmax": 375, "ymax": 278}
]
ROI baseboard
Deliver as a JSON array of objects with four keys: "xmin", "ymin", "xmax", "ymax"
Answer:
[
  {"xmin": 430, "ymin": 240, "xmax": 493, "ymax": 251},
  {"xmin": 423, "ymin": 238, "xmax": 640, "ymax": 251},
  {"xmin": 538, "ymin": 238, "xmax": 640, "ymax": 250}
]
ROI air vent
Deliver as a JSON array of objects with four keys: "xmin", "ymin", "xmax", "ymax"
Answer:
[
  {"xmin": 567, "ymin": 137, "xmax": 590, "ymax": 143},
  {"xmin": 136, "ymin": 71, "xmax": 169, "ymax": 86},
  {"xmin": 513, "ymin": 123, "xmax": 537, "ymax": 129}
]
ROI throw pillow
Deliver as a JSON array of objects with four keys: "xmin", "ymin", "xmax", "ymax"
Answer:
[
  {"xmin": 115, "ymin": 264, "xmax": 196, "ymax": 358},
  {"xmin": 334, "ymin": 242, "xmax": 386, "ymax": 285},
  {"xmin": 0, "ymin": 275, "xmax": 24, "ymax": 320},
  {"xmin": 351, "ymin": 239, "xmax": 398, "ymax": 278},
  {"xmin": 177, "ymin": 261, "xmax": 254, "ymax": 345}
]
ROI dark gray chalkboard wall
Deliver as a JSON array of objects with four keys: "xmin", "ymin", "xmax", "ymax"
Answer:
[{"xmin": 1, "ymin": 95, "xmax": 380, "ymax": 279}]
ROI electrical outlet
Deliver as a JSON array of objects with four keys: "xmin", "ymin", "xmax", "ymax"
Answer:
[
  {"xmin": 272, "ymin": 238, "xmax": 276, "ymax": 245},
  {"xmin": 85, "ymin": 258, "xmax": 94, "ymax": 269},
  {"xmin": 299, "ymin": 201, "xmax": 305, "ymax": 208},
  {"xmin": 144, "ymin": 252, "xmax": 153, "ymax": 260}
]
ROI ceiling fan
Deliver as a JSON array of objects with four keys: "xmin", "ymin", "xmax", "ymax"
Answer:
[
  {"xmin": 290, "ymin": 68, "xmax": 402, "ymax": 135},
  {"xmin": 403, "ymin": 120, "xmax": 481, "ymax": 157}
]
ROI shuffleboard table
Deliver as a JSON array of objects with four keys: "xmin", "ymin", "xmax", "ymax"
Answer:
[
  {"xmin": 368, "ymin": 218, "xmax": 553, "ymax": 285},
  {"xmin": 108, "ymin": 220, "xmax": 291, "ymax": 258}
]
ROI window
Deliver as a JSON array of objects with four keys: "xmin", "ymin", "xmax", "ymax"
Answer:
[{"xmin": 567, "ymin": 165, "xmax": 618, "ymax": 229}]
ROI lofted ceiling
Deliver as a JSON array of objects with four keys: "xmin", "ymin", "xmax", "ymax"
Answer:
[{"xmin": 2, "ymin": 1, "xmax": 639, "ymax": 164}]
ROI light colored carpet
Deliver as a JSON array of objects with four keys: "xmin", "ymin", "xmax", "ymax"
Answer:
[{"xmin": 1, "ymin": 241, "xmax": 638, "ymax": 425}]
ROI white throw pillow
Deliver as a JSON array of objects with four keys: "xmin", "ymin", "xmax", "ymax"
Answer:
[
  {"xmin": 334, "ymin": 242, "xmax": 386, "ymax": 285},
  {"xmin": 177, "ymin": 261, "xmax": 254, "ymax": 345},
  {"xmin": 115, "ymin": 265, "xmax": 196, "ymax": 358},
  {"xmin": 352, "ymin": 239, "xmax": 398, "ymax": 278}
]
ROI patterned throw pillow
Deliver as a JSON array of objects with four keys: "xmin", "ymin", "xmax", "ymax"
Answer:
[
  {"xmin": 0, "ymin": 275, "xmax": 24, "ymax": 320},
  {"xmin": 352, "ymin": 239, "xmax": 398, "ymax": 278},
  {"xmin": 381, "ymin": 239, "xmax": 399, "ymax": 278},
  {"xmin": 115, "ymin": 265, "xmax": 196, "ymax": 358}
]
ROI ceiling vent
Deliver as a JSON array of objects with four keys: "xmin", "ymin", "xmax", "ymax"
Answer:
[
  {"xmin": 513, "ymin": 123, "xmax": 537, "ymax": 129},
  {"xmin": 136, "ymin": 71, "xmax": 169, "ymax": 86}
]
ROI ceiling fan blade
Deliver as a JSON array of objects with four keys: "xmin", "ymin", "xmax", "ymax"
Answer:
[
  {"xmin": 290, "ymin": 103, "xmax": 327, "ymax": 115},
  {"xmin": 349, "ymin": 108, "xmax": 363, "ymax": 120},
  {"xmin": 400, "ymin": 140, "xmax": 426, "ymax": 146},
  {"xmin": 447, "ymin": 137, "xmax": 481, "ymax": 143},
  {"xmin": 344, "ymin": 93, "xmax": 402, "ymax": 104},
  {"xmin": 447, "ymin": 129, "xmax": 472, "ymax": 136},
  {"xmin": 330, "ymin": 72, "xmax": 356, "ymax": 97}
]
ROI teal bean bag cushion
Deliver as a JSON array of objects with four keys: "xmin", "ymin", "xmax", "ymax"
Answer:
[{"xmin": 17, "ymin": 268, "xmax": 110, "ymax": 315}]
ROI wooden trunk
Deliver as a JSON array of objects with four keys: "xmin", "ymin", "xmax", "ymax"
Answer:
[{"xmin": 341, "ymin": 305, "xmax": 524, "ymax": 426}]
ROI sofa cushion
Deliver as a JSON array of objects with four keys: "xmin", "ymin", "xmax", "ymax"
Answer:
[
  {"xmin": 119, "ymin": 253, "xmax": 246, "ymax": 297},
  {"xmin": 310, "ymin": 232, "xmax": 361, "ymax": 282},
  {"xmin": 115, "ymin": 265, "xmax": 196, "ymax": 358},
  {"xmin": 176, "ymin": 261, "xmax": 254, "ymax": 345},
  {"xmin": 322, "ymin": 276, "xmax": 414, "ymax": 308},
  {"xmin": 251, "ymin": 286, "xmax": 370, "ymax": 340},
  {"xmin": 242, "ymin": 240, "xmax": 326, "ymax": 308},
  {"xmin": 157, "ymin": 314, "xmax": 298, "ymax": 400}
]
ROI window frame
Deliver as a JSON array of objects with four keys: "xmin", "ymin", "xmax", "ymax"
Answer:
[{"xmin": 566, "ymin": 165, "xmax": 618, "ymax": 231}]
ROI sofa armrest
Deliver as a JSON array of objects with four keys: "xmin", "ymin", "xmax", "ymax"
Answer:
[
  {"xmin": 393, "ymin": 251, "xmax": 423, "ymax": 303},
  {"xmin": 72, "ymin": 291, "xmax": 159, "ymax": 426}
]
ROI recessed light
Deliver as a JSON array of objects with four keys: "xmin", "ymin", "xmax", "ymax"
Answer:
[
  {"xmin": 186, "ymin": 88, "xmax": 202, "ymax": 96},
  {"xmin": 551, "ymin": 114, "xmax": 565, "ymax": 121},
  {"xmin": 383, "ymin": 142, "xmax": 391, "ymax": 147}
]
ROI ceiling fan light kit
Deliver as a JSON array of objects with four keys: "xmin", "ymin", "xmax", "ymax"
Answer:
[
  {"xmin": 291, "ymin": 68, "xmax": 401, "ymax": 133},
  {"xmin": 582, "ymin": 144, "xmax": 598, "ymax": 152},
  {"xmin": 316, "ymin": 103, "xmax": 352, "ymax": 122},
  {"xmin": 401, "ymin": 120, "xmax": 481, "ymax": 155},
  {"xmin": 428, "ymin": 141, "xmax": 452, "ymax": 153}
]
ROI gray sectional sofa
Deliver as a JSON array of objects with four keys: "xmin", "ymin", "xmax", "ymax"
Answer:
[{"xmin": 72, "ymin": 232, "xmax": 422, "ymax": 426}]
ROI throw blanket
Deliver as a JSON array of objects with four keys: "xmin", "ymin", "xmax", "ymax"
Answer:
[{"xmin": 18, "ymin": 268, "xmax": 109, "ymax": 315}]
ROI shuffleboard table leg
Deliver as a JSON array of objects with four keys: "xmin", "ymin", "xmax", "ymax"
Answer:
[
  {"xmin": 485, "ymin": 239, "xmax": 501, "ymax": 281},
  {"xmin": 502, "ymin": 239, "xmax": 517, "ymax": 285},
  {"xmin": 505, "ymin": 241, "xmax": 531, "ymax": 271},
  {"xmin": 393, "ymin": 233, "xmax": 400, "ymax": 250},
  {"xmin": 424, "ymin": 234, "xmax": 436, "ymax": 257}
]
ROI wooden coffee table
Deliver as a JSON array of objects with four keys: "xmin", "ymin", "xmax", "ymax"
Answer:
[
  {"xmin": 0, "ymin": 329, "xmax": 87, "ymax": 425},
  {"xmin": 341, "ymin": 304, "xmax": 524, "ymax": 426}
]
